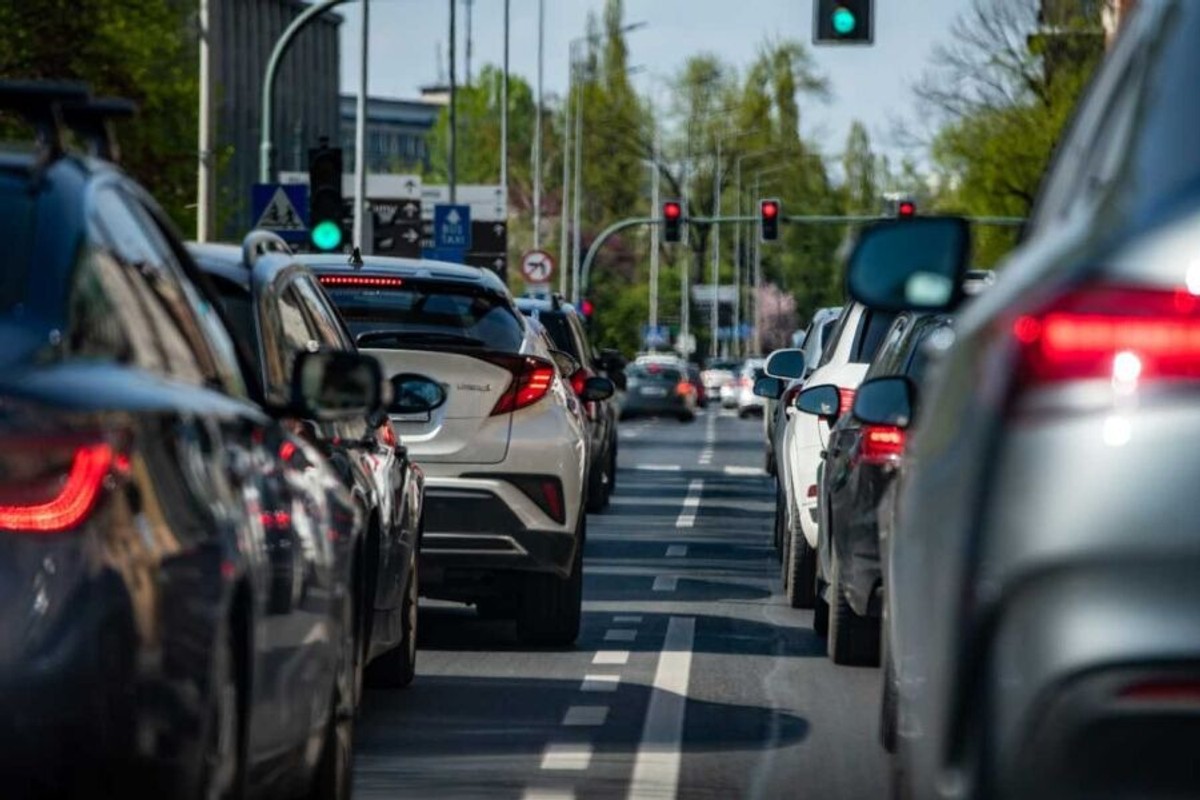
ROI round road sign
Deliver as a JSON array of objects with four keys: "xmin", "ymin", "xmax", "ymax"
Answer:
[{"xmin": 521, "ymin": 250, "xmax": 556, "ymax": 284}]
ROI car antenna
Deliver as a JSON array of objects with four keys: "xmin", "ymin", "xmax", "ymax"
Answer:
[{"xmin": 348, "ymin": 246, "xmax": 364, "ymax": 269}]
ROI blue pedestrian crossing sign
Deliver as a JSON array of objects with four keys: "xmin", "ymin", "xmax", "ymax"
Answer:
[
  {"xmin": 252, "ymin": 184, "xmax": 309, "ymax": 244},
  {"xmin": 433, "ymin": 204, "xmax": 472, "ymax": 249}
]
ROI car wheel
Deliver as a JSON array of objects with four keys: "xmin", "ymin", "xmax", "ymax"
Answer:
[
  {"xmin": 365, "ymin": 551, "xmax": 418, "ymax": 689},
  {"xmin": 199, "ymin": 631, "xmax": 241, "ymax": 800},
  {"xmin": 880, "ymin": 622, "xmax": 899, "ymax": 753},
  {"xmin": 826, "ymin": 549, "xmax": 881, "ymax": 666},
  {"xmin": 517, "ymin": 518, "xmax": 584, "ymax": 646},
  {"xmin": 586, "ymin": 454, "xmax": 611, "ymax": 513},
  {"xmin": 476, "ymin": 595, "xmax": 518, "ymax": 620},
  {"xmin": 787, "ymin": 521, "xmax": 817, "ymax": 610},
  {"xmin": 772, "ymin": 486, "xmax": 786, "ymax": 554}
]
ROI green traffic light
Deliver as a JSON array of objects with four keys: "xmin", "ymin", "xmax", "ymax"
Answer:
[
  {"xmin": 832, "ymin": 6, "xmax": 857, "ymax": 35},
  {"xmin": 310, "ymin": 220, "xmax": 343, "ymax": 251}
]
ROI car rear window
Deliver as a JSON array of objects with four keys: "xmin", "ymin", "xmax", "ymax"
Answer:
[
  {"xmin": 630, "ymin": 364, "xmax": 682, "ymax": 383},
  {"xmin": 321, "ymin": 279, "xmax": 525, "ymax": 352},
  {"xmin": 0, "ymin": 184, "xmax": 35, "ymax": 314}
]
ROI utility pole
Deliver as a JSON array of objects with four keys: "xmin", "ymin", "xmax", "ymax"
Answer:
[
  {"xmin": 532, "ymin": 0, "xmax": 544, "ymax": 249},
  {"xmin": 711, "ymin": 137, "xmax": 722, "ymax": 359},
  {"xmin": 649, "ymin": 127, "xmax": 661, "ymax": 348},
  {"xmin": 571, "ymin": 42, "xmax": 584, "ymax": 304},
  {"xmin": 464, "ymin": 0, "xmax": 474, "ymax": 86},
  {"xmin": 500, "ymin": 0, "xmax": 509, "ymax": 200},
  {"xmin": 197, "ymin": 0, "xmax": 212, "ymax": 241},
  {"xmin": 448, "ymin": 0, "xmax": 457, "ymax": 203},
  {"xmin": 559, "ymin": 52, "xmax": 573, "ymax": 297},
  {"xmin": 352, "ymin": 0, "xmax": 369, "ymax": 251},
  {"xmin": 752, "ymin": 174, "xmax": 763, "ymax": 355}
]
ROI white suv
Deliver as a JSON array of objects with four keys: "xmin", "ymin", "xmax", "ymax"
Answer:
[
  {"xmin": 779, "ymin": 302, "xmax": 895, "ymax": 613},
  {"xmin": 304, "ymin": 255, "xmax": 612, "ymax": 645}
]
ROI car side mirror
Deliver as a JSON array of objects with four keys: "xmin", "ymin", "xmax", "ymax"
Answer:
[
  {"xmin": 290, "ymin": 351, "xmax": 384, "ymax": 421},
  {"xmin": 753, "ymin": 376, "xmax": 785, "ymax": 400},
  {"xmin": 764, "ymin": 348, "xmax": 806, "ymax": 380},
  {"xmin": 390, "ymin": 373, "xmax": 447, "ymax": 415},
  {"xmin": 796, "ymin": 384, "xmax": 841, "ymax": 422},
  {"xmin": 846, "ymin": 216, "xmax": 971, "ymax": 313},
  {"xmin": 852, "ymin": 376, "xmax": 915, "ymax": 429},
  {"xmin": 581, "ymin": 376, "xmax": 615, "ymax": 402}
]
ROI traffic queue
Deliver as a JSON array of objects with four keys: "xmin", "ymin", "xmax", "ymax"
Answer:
[{"xmin": 0, "ymin": 81, "xmax": 622, "ymax": 799}]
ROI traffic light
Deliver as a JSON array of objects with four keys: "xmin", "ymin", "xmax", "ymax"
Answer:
[
  {"xmin": 308, "ymin": 139, "xmax": 344, "ymax": 252},
  {"xmin": 580, "ymin": 298, "xmax": 595, "ymax": 319},
  {"xmin": 662, "ymin": 200, "xmax": 683, "ymax": 244},
  {"xmin": 814, "ymin": 0, "xmax": 874, "ymax": 45},
  {"xmin": 759, "ymin": 198, "xmax": 781, "ymax": 243},
  {"xmin": 897, "ymin": 199, "xmax": 916, "ymax": 218}
]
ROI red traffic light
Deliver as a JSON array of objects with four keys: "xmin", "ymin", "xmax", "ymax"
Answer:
[
  {"xmin": 580, "ymin": 298, "xmax": 595, "ymax": 318},
  {"xmin": 761, "ymin": 200, "xmax": 779, "ymax": 219},
  {"xmin": 898, "ymin": 200, "xmax": 916, "ymax": 218},
  {"xmin": 663, "ymin": 202, "xmax": 682, "ymax": 220}
]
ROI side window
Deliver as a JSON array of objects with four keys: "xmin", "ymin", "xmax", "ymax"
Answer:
[
  {"xmin": 64, "ymin": 246, "xmax": 137, "ymax": 362},
  {"xmin": 567, "ymin": 313, "xmax": 594, "ymax": 365},
  {"xmin": 294, "ymin": 276, "xmax": 353, "ymax": 350},
  {"xmin": 264, "ymin": 281, "xmax": 322, "ymax": 401},
  {"xmin": 816, "ymin": 307, "xmax": 854, "ymax": 369}
]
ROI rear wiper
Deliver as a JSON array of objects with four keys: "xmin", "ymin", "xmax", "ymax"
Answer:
[{"xmin": 356, "ymin": 330, "xmax": 486, "ymax": 348}]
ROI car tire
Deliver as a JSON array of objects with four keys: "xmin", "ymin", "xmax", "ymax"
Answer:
[
  {"xmin": 517, "ymin": 520, "xmax": 584, "ymax": 646},
  {"xmin": 199, "ymin": 630, "xmax": 241, "ymax": 800},
  {"xmin": 586, "ymin": 453, "xmax": 611, "ymax": 513},
  {"xmin": 787, "ymin": 522, "xmax": 817, "ymax": 610},
  {"xmin": 827, "ymin": 549, "xmax": 881, "ymax": 666},
  {"xmin": 365, "ymin": 552, "xmax": 418, "ymax": 689},
  {"xmin": 880, "ymin": 625, "xmax": 899, "ymax": 753},
  {"xmin": 476, "ymin": 596, "xmax": 518, "ymax": 620},
  {"xmin": 678, "ymin": 412, "xmax": 695, "ymax": 423}
]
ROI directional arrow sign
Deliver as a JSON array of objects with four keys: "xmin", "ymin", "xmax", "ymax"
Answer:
[
  {"xmin": 402, "ymin": 228, "xmax": 420, "ymax": 244},
  {"xmin": 401, "ymin": 200, "xmax": 419, "ymax": 219},
  {"xmin": 434, "ymin": 204, "xmax": 471, "ymax": 249}
]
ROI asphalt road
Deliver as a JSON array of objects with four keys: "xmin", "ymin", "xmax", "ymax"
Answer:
[{"xmin": 354, "ymin": 407, "xmax": 888, "ymax": 799}]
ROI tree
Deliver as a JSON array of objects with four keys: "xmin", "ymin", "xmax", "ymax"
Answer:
[
  {"xmin": 842, "ymin": 121, "xmax": 878, "ymax": 215},
  {"xmin": 0, "ymin": 0, "xmax": 199, "ymax": 228}
]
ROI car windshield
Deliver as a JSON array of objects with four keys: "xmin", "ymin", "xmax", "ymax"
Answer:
[{"xmin": 322, "ymin": 280, "xmax": 525, "ymax": 352}]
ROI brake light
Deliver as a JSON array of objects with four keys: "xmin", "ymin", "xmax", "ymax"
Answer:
[
  {"xmin": 569, "ymin": 368, "xmax": 588, "ymax": 397},
  {"xmin": 1013, "ymin": 284, "xmax": 1200, "ymax": 390},
  {"xmin": 838, "ymin": 387, "xmax": 856, "ymax": 416},
  {"xmin": 261, "ymin": 510, "xmax": 292, "ymax": 531},
  {"xmin": 676, "ymin": 381, "xmax": 693, "ymax": 397},
  {"xmin": 318, "ymin": 275, "xmax": 404, "ymax": 288},
  {"xmin": 541, "ymin": 479, "xmax": 564, "ymax": 523},
  {"xmin": 379, "ymin": 422, "xmax": 397, "ymax": 448},
  {"xmin": 856, "ymin": 425, "xmax": 905, "ymax": 466},
  {"xmin": 0, "ymin": 442, "xmax": 115, "ymax": 533},
  {"xmin": 1120, "ymin": 679, "xmax": 1200, "ymax": 705},
  {"xmin": 490, "ymin": 356, "xmax": 557, "ymax": 415}
]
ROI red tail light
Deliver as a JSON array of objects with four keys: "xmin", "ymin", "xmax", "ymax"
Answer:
[
  {"xmin": 261, "ymin": 510, "xmax": 292, "ymax": 531},
  {"xmin": 490, "ymin": 356, "xmax": 557, "ymax": 415},
  {"xmin": 0, "ymin": 441, "xmax": 115, "ymax": 533},
  {"xmin": 569, "ymin": 368, "xmax": 588, "ymax": 397},
  {"xmin": 1120, "ymin": 679, "xmax": 1200, "ymax": 705},
  {"xmin": 739, "ymin": 376, "xmax": 752, "ymax": 388},
  {"xmin": 676, "ymin": 380, "xmax": 693, "ymax": 397},
  {"xmin": 857, "ymin": 425, "xmax": 905, "ymax": 466},
  {"xmin": 318, "ymin": 275, "xmax": 404, "ymax": 288},
  {"xmin": 1013, "ymin": 284, "xmax": 1200, "ymax": 390},
  {"xmin": 379, "ymin": 422, "xmax": 397, "ymax": 448},
  {"xmin": 838, "ymin": 387, "xmax": 856, "ymax": 416}
]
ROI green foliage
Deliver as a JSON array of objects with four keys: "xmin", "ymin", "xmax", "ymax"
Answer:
[{"xmin": 0, "ymin": 0, "xmax": 199, "ymax": 230}]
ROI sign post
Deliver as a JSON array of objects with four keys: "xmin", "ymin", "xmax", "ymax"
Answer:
[{"xmin": 251, "ymin": 183, "xmax": 309, "ymax": 243}]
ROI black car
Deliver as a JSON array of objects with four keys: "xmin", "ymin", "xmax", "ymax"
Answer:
[
  {"xmin": 802, "ymin": 312, "xmax": 950, "ymax": 665},
  {"xmin": 190, "ymin": 236, "xmax": 426, "ymax": 691},
  {"xmin": 515, "ymin": 295, "xmax": 622, "ymax": 512},
  {"xmin": 620, "ymin": 360, "xmax": 699, "ymax": 422},
  {"xmin": 0, "ymin": 83, "xmax": 374, "ymax": 797}
]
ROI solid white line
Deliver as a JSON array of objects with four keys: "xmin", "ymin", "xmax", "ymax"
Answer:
[
  {"xmin": 522, "ymin": 789, "xmax": 576, "ymax": 800},
  {"xmin": 613, "ymin": 615, "xmax": 643, "ymax": 624},
  {"xmin": 652, "ymin": 576, "xmax": 678, "ymax": 592},
  {"xmin": 626, "ymin": 617, "xmax": 696, "ymax": 800},
  {"xmin": 593, "ymin": 650, "xmax": 630, "ymax": 665},
  {"xmin": 605, "ymin": 629, "xmax": 637, "ymax": 642},
  {"xmin": 674, "ymin": 479, "xmax": 704, "ymax": 528},
  {"xmin": 541, "ymin": 743, "xmax": 593, "ymax": 771},
  {"xmin": 562, "ymin": 705, "xmax": 610, "ymax": 727},
  {"xmin": 633, "ymin": 464, "xmax": 682, "ymax": 472},
  {"xmin": 666, "ymin": 545, "xmax": 688, "ymax": 557},
  {"xmin": 581, "ymin": 674, "xmax": 621, "ymax": 692}
]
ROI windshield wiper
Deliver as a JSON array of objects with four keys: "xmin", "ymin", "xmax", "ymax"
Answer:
[{"xmin": 356, "ymin": 330, "xmax": 486, "ymax": 348}]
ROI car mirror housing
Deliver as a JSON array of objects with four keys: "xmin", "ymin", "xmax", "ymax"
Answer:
[
  {"xmin": 581, "ymin": 376, "xmax": 616, "ymax": 402},
  {"xmin": 753, "ymin": 376, "xmax": 785, "ymax": 400},
  {"xmin": 852, "ymin": 376, "xmax": 916, "ymax": 429},
  {"xmin": 290, "ymin": 351, "xmax": 384, "ymax": 421},
  {"xmin": 390, "ymin": 373, "xmax": 447, "ymax": 415},
  {"xmin": 764, "ymin": 348, "xmax": 807, "ymax": 380},
  {"xmin": 796, "ymin": 384, "xmax": 841, "ymax": 421},
  {"xmin": 846, "ymin": 216, "xmax": 971, "ymax": 313}
]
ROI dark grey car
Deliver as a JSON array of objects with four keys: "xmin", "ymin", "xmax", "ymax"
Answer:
[{"xmin": 851, "ymin": 4, "xmax": 1200, "ymax": 797}]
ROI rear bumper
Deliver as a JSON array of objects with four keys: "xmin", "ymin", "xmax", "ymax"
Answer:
[{"xmin": 622, "ymin": 394, "xmax": 691, "ymax": 417}]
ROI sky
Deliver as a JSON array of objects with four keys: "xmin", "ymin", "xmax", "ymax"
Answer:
[{"xmin": 339, "ymin": 0, "xmax": 972, "ymax": 164}]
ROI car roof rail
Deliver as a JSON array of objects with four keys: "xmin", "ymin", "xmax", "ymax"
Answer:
[
  {"xmin": 0, "ymin": 80, "xmax": 91, "ymax": 162},
  {"xmin": 242, "ymin": 229, "xmax": 293, "ymax": 269},
  {"xmin": 60, "ymin": 97, "xmax": 137, "ymax": 164}
]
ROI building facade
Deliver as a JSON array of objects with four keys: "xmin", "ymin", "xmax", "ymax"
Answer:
[
  {"xmin": 211, "ymin": 0, "xmax": 342, "ymax": 238},
  {"xmin": 339, "ymin": 94, "xmax": 442, "ymax": 174}
]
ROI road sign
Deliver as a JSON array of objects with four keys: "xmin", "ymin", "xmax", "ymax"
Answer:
[
  {"xmin": 642, "ymin": 324, "xmax": 671, "ymax": 348},
  {"xmin": 472, "ymin": 220, "xmax": 508, "ymax": 254},
  {"xmin": 371, "ymin": 199, "xmax": 422, "ymax": 257},
  {"xmin": 465, "ymin": 253, "xmax": 507, "ymax": 277},
  {"xmin": 434, "ymin": 204, "xmax": 472, "ymax": 249},
  {"xmin": 521, "ymin": 250, "xmax": 555, "ymax": 284},
  {"xmin": 424, "ymin": 246, "xmax": 467, "ymax": 264},
  {"xmin": 251, "ymin": 184, "xmax": 308, "ymax": 243}
]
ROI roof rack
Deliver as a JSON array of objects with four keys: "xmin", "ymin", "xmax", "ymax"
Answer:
[
  {"xmin": 0, "ymin": 80, "xmax": 91, "ymax": 160},
  {"xmin": 242, "ymin": 229, "xmax": 293, "ymax": 269},
  {"xmin": 61, "ymin": 97, "xmax": 137, "ymax": 163}
]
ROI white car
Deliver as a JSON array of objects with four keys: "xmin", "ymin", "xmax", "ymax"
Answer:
[
  {"xmin": 305, "ymin": 255, "xmax": 612, "ymax": 645},
  {"xmin": 735, "ymin": 358, "xmax": 766, "ymax": 417},
  {"xmin": 779, "ymin": 302, "xmax": 896, "ymax": 614}
]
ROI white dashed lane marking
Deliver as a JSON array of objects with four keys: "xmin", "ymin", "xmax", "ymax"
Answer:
[
  {"xmin": 562, "ymin": 705, "xmax": 610, "ymax": 727},
  {"xmin": 592, "ymin": 650, "xmax": 630, "ymax": 665},
  {"xmin": 541, "ymin": 743, "xmax": 593, "ymax": 771},
  {"xmin": 652, "ymin": 576, "xmax": 678, "ymax": 592},
  {"xmin": 674, "ymin": 479, "xmax": 704, "ymax": 528},
  {"xmin": 626, "ymin": 617, "xmax": 696, "ymax": 799},
  {"xmin": 581, "ymin": 674, "xmax": 621, "ymax": 692},
  {"xmin": 605, "ymin": 629, "xmax": 638, "ymax": 642},
  {"xmin": 666, "ymin": 545, "xmax": 688, "ymax": 557}
]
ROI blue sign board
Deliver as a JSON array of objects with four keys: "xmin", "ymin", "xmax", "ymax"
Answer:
[
  {"xmin": 422, "ymin": 246, "xmax": 467, "ymax": 265},
  {"xmin": 433, "ymin": 204, "xmax": 472, "ymax": 250},
  {"xmin": 251, "ymin": 184, "xmax": 309, "ymax": 244},
  {"xmin": 642, "ymin": 324, "xmax": 671, "ymax": 348}
]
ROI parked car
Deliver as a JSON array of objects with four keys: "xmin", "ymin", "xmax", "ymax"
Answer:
[
  {"xmin": 303, "ymin": 254, "xmax": 611, "ymax": 645},
  {"xmin": 852, "ymin": 6, "xmax": 1200, "ymax": 795},
  {"xmin": 621, "ymin": 360, "xmax": 698, "ymax": 422},
  {"xmin": 516, "ymin": 295, "xmax": 621, "ymax": 512},
  {"xmin": 701, "ymin": 358, "xmax": 740, "ymax": 402},
  {"xmin": 0, "ymin": 83, "xmax": 368, "ymax": 798},
  {"xmin": 777, "ymin": 302, "xmax": 896, "ymax": 608},
  {"xmin": 735, "ymin": 358, "xmax": 767, "ymax": 417},
  {"xmin": 190, "ymin": 235, "xmax": 427, "ymax": 690}
]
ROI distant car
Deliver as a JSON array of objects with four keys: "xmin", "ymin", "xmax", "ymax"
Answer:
[
  {"xmin": 517, "ymin": 295, "xmax": 621, "ymax": 512},
  {"xmin": 686, "ymin": 363, "xmax": 707, "ymax": 405},
  {"xmin": 303, "ymin": 254, "xmax": 611, "ymax": 645},
  {"xmin": 190, "ymin": 236, "xmax": 427, "ymax": 690},
  {"xmin": 621, "ymin": 361, "xmax": 698, "ymax": 422},
  {"xmin": 702, "ymin": 358, "xmax": 740, "ymax": 402},
  {"xmin": 735, "ymin": 358, "xmax": 767, "ymax": 417}
]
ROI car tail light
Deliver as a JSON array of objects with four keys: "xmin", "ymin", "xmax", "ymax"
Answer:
[
  {"xmin": 739, "ymin": 375, "xmax": 752, "ymax": 388},
  {"xmin": 1119, "ymin": 679, "xmax": 1200, "ymax": 705},
  {"xmin": 489, "ymin": 355, "xmax": 557, "ymax": 415},
  {"xmin": 379, "ymin": 421, "xmax": 398, "ymax": 448},
  {"xmin": 261, "ymin": 510, "xmax": 292, "ymax": 531},
  {"xmin": 318, "ymin": 275, "xmax": 404, "ymax": 288},
  {"xmin": 838, "ymin": 387, "xmax": 856, "ymax": 416},
  {"xmin": 1012, "ymin": 284, "xmax": 1200, "ymax": 391},
  {"xmin": 676, "ymin": 380, "xmax": 693, "ymax": 397},
  {"xmin": 569, "ymin": 368, "xmax": 588, "ymax": 397},
  {"xmin": 476, "ymin": 474, "xmax": 567, "ymax": 524},
  {"xmin": 0, "ymin": 439, "xmax": 116, "ymax": 533},
  {"xmin": 856, "ymin": 425, "xmax": 905, "ymax": 466}
]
